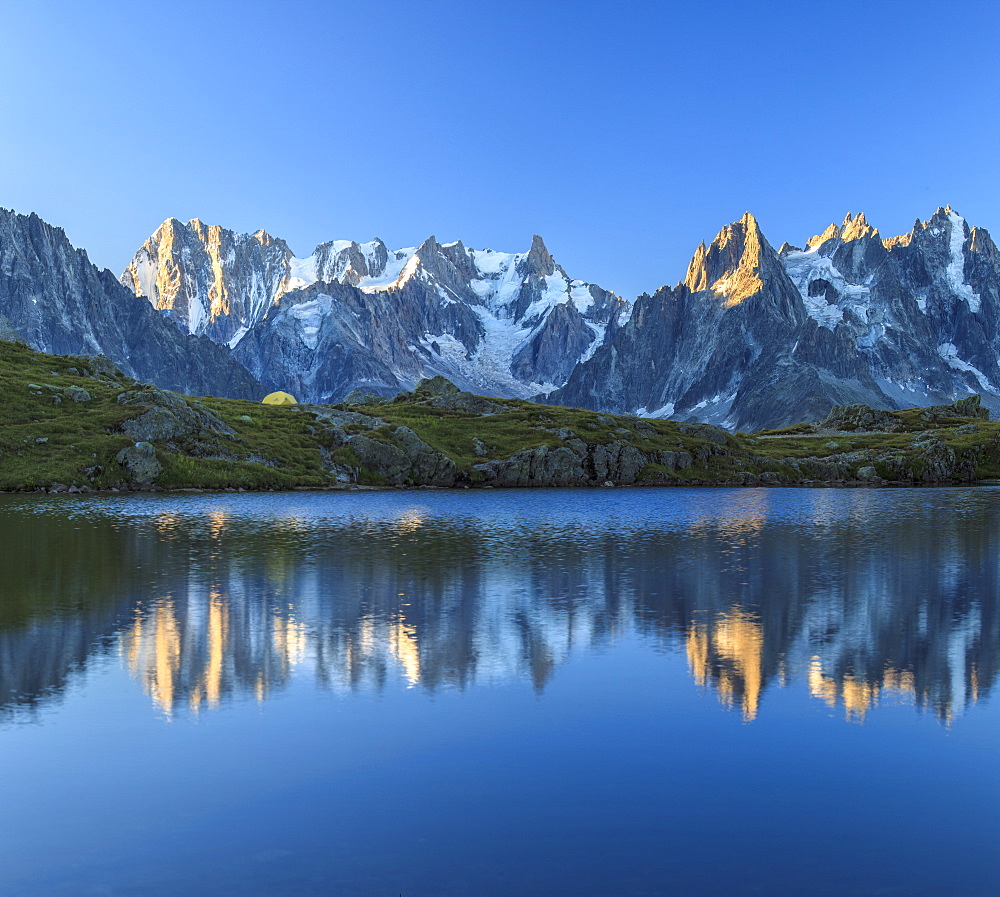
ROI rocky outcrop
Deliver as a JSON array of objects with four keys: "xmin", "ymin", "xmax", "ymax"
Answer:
[
  {"xmin": 347, "ymin": 431, "xmax": 458, "ymax": 487},
  {"xmin": 919, "ymin": 395, "xmax": 990, "ymax": 421},
  {"xmin": 118, "ymin": 385, "xmax": 237, "ymax": 442},
  {"xmin": 820, "ymin": 403, "xmax": 902, "ymax": 432}
]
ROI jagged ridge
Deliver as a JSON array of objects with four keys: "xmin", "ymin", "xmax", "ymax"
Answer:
[{"xmin": 122, "ymin": 220, "xmax": 628, "ymax": 403}]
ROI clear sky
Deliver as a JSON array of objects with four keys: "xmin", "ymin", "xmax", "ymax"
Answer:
[{"xmin": 1, "ymin": 0, "xmax": 997, "ymax": 300}]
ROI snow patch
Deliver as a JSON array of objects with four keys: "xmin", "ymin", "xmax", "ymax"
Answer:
[
  {"xmin": 227, "ymin": 325, "xmax": 249, "ymax": 349},
  {"xmin": 289, "ymin": 296, "xmax": 333, "ymax": 350},
  {"xmin": 782, "ymin": 249, "xmax": 869, "ymax": 329},
  {"xmin": 285, "ymin": 255, "xmax": 318, "ymax": 293},
  {"xmin": 945, "ymin": 211, "xmax": 981, "ymax": 313},
  {"xmin": 470, "ymin": 247, "xmax": 518, "ymax": 277},
  {"xmin": 358, "ymin": 248, "xmax": 416, "ymax": 292},
  {"xmin": 578, "ymin": 322, "xmax": 606, "ymax": 364},
  {"xmin": 938, "ymin": 342, "xmax": 993, "ymax": 391},
  {"xmin": 523, "ymin": 273, "xmax": 571, "ymax": 321},
  {"xmin": 569, "ymin": 281, "xmax": 596, "ymax": 314},
  {"xmin": 646, "ymin": 402, "xmax": 675, "ymax": 419}
]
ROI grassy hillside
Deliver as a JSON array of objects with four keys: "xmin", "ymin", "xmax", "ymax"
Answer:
[{"xmin": 2, "ymin": 340, "xmax": 998, "ymax": 492}]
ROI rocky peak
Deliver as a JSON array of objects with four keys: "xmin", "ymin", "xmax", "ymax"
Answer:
[
  {"xmin": 311, "ymin": 238, "xmax": 390, "ymax": 286},
  {"xmin": 970, "ymin": 226, "xmax": 1000, "ymax": 260},
  {"xmin": 439, "ymin": 239, "xmax": 480, "ymax": 282},
  {"xmin": 883, "ymin": 219, "xmax": 921, "ymax": 251},
  {"xmin": 0, "ymin": 207, "xmax": 262, "ymax": 399},
  {"xmin": 889, "ymin": 206, "xmax": 968, "ymax": 259},
  {"xmin": 684, "ymin": 243, "xmax": 709, "ymax": 290},
  {"xmin": 683, "ymin": 212, "xmax": 773, "ymax": 306},
  {"xmin": 806, "ymin": 222, "xmax": 842, "ymax": 251},
  {"xmin": 521, "ymin": 234, "xmax": 556, "ymax": 278},
  {"xmin": 804, "ymin": 213, "xmax": 878, "ymax": 254},
  {"xmin": 840, "ymin": 212, "xmax": 878, "ymax": 243},
  {"xmin": 404, "ymin": 235, "xmax": 445, "ymax": 283}
]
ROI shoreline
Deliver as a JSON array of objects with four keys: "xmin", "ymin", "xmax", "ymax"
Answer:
[{"xmin": 4, "ymin": 477, "xmax": 997, "ymax": 497}]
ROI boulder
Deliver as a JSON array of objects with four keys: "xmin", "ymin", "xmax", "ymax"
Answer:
[
  {"xmin": 116, "ymin": 442, "xmax": 162, "ymax": 484},
  {"xmin": 341, "ymin": 390, "xmax": 390, "ymax": 406},
  {"xmin": 414, "ymin": 376, "xmax": 460, "ymax": 397},
  {"xmin": 909, "ymin": 435, "xmax": 957, "ymax": 481},
  {"xmin": 63, "ymin": 386, "xmax": 91, "ymax": 403},
  {"xmin": 429, "ymin": 392, "xmax": 507, "ymax": 414},
  {"xmin": 118, "ymin": 385, "xmax": 237, "ymax": 441},
  {"xmin": 348, "ymin": 428, "xmax": 457, "ymax": 486},
  {"xmin": 657, "ymin": 450, "xmax": 693, "ymax": 471},
  {"xmin": 589, "ymin": 441, "xmax": 649, "ymax": 484},
  {"xmin": 122, "ymin": 407, "xmax": 188, "ymax": 441}
]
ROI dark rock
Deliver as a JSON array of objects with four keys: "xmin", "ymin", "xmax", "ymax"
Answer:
[
  {"xmin": 429, "ymin": 392, "xmax": 507, "ymax": 414},
  {"xmin": 820, "ymin": 403, "xmax": 900, "ymax": 432},
  {"xmin": 657, "ymin": 450, "xmax": 693, "ymax": 471},
  {"xmin": 118, "ymin": 385, "xmax": 236, "ymax": 443},
  {"xmin": 589, "ymin": 441, "xmax": 649, "ymax": 484},
  {"xmin": 474, "ymin": 445, "xmax": 587, "ymax": 487},
  {"xmin": 342, "ymin": 390, "xmax": 390, "ymax": 406},
  {"xmin": 910, "ymin": 435, "xmax": 957, "ymax": 481},
  {"xmin": 348, "ymin": 428, "xmax": 457, "ymax": 486},
  {"xmin": 678, "ymin": 422, "xmax": 730, "ymax": 446},
  {"xmin": 414, "ymin": 376, "xmax": 460, "ymax": 396}
]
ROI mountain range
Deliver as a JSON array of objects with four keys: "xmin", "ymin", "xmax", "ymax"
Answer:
[{"xmin": 2, "ymin": 204, "xmax": 998, "ymax": 430}]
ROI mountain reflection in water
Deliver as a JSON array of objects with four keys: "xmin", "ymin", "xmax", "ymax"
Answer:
[{"xmin": 1, "ymin": 488, "xmax": 997, "ymax": 725}]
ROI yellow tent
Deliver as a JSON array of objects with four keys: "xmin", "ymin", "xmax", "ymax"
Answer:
[{"xmin": 262, "ymin": 391, "xmax": 298, "ymax": 406}]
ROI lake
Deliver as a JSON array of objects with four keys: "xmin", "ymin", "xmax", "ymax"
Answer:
[{"xmin": 0, "ymin": 487, "xmax": 997, "ymax": 896}]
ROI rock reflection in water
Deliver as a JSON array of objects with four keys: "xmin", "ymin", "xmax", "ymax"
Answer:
[{"xmin": 0, "ymin": 488, "xmax": 997, "ymax": 724}]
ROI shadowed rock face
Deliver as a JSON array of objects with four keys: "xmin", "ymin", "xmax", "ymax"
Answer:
[
  {"xmin": 549, "ymin": 208, "xmax": 1000, "ymax": 431},
  {"xmin": 0, "ymin": 209, "xmax": 261, "ymax": 399}
]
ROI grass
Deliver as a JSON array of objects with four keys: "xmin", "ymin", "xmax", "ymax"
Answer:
[{"xmin": 3, "ymin": 338, "xmax": 1000, "ymax": 491}]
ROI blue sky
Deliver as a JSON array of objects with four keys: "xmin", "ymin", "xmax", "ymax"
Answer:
[{"xmin": 1, "ymin": 0, "xmax": 997, "ymax": 300}]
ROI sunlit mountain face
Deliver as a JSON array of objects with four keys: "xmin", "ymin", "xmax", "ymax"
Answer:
[{"xmin": 2, "ymin": 488, "xmax": 995, "ymax": 726}]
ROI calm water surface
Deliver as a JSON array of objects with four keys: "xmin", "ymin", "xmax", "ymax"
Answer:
[{"xmin": 0, "ymin": 487, "xmax": 997, "ymax": 896}]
